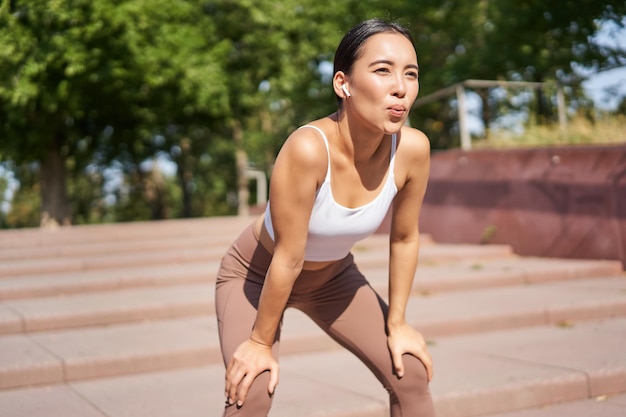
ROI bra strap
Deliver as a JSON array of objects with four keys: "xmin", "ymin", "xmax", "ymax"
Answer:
[{"xmin": 299, "ymin": 125, "xmax": 331, "ymax": 181}]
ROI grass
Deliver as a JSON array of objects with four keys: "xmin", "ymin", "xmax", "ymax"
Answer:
[{"xmin": 472, "ymin": 113, "xmax": 626, "ymax": 148}]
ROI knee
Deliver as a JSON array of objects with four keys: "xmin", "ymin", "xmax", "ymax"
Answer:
[
  {"xmin": 223, "ymin": 371, "xmax": 274, "ymax": 417},
  {"xmin": 386, "ymin": 355, "xmax": 435, "ymax": 416},
  {"xmin": 387, "ymin": 354, "xmax": 432, "ymax": 404}
]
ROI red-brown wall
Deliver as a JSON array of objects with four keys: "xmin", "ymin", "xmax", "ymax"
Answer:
[{"xmin": 416, "ymin": 145, "xmax": 626, "ymax": 267}]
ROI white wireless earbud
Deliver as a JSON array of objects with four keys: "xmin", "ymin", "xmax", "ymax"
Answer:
[{"xmin": 341, "ymin": 85, "xmax": 351, "ymax": 98}]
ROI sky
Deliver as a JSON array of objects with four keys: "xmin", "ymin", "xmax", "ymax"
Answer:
[
  {"xmin": 464, "ymin": 19, "xmax": 626, "ymax": 135},
  {"xmin": 583, "ymin": 65, "xmax": 626, "ymax": 110},
  {"xmin": 580, "ymin": 18, "xmax": 626, "ymax": 110}
]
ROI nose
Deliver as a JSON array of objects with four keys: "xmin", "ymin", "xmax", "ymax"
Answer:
[{"xmin": 392, "ymin": 73, "xmax": 406, "ymax": 98}]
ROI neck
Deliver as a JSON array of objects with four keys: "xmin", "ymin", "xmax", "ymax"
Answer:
[{"xmin": 333, "ymin": 111, "xmax": 386, "ymax": 163}]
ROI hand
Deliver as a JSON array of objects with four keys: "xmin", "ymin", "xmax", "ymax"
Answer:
[
  {"xmin": 225, "ymin": 338, "xmax": 279, "ymax": 407},
  {"xmin": 387, "ymin": 323, "xmax": 433, "ymax": 382}
]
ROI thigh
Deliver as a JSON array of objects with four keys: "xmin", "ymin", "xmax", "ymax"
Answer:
[
  {"xmin": 216, "ymin": 277, "xmax": 271, "ymax": 363},
  {"xmin": 214, "ymin": 228, "xmax": 280, "ymax": 416},
  {"xmin": 302, "ymin": 265, "xmax": 434, "ymax": 417},
  {"xmin": 215, "ymin": 277, "xmax": 280, "ymax": 417},
  {"xmin": 215, "ymin": 222, "xmax": 278, "ymax": 360}
]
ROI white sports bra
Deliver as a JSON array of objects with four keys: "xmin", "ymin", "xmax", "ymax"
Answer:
[{"xmin": 264, "ymin": 125, "xmax": 398, "ymax": 261}]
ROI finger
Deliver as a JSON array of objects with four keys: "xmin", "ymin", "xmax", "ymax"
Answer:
[
  {"xmin": 414, "ymin": 349, "xmax": 434, "ymax": 382},
  {"xmin": 226, "ymin": 358, "xmax": 247, "ymax": 384},
  {"xmin": 225, "ymin": 358, "xmax": 240, "ymax": 393},
  {"xmin": 225, "ymin": 360, "xmax": 236, "ymax": 398},
  {"xmin": 391, "ymin": 350, "xmax": 405, "ymax": 378},
  {"xmin": 420, "ymin": 355, "xmax": 433, "ymax": 381},
  {"xmin": 424, "ymin": 354, "xmax": 434, "ymax": 381},
  {"xmin": 226, "ymin": 367, "xmax": 247, "ymax": 404},
  {"xmin": 268, "ymin": 363, "xmax": 280, "ymax": 395},
  {"xmin": 235, "ymin": 373, "xmax": 256, "ymax": 407}
]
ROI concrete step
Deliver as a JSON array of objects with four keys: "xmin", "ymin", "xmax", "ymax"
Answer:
[
  {"xmin": 0, "ymin": 216, "xmax": 255, "ymax": 250},
  {"xmin": 0, "ymin": 216, "xmax": 624, "ymax": 417},
  {"xmin": 0, "ymin": 234, "xmax": 238, "ymax": 262},
  {"xmin": 0, "ymin": 236, "xmax": 510, "ymax": 278},
  {"xmin": 0, "ymin": 217, "xmax": 411, "ymax": 261},
  {"xmin": 479, "ymin": 393, "xmax": 626, "ymax": 417},
  {"xmin": 0, "ymin": 246, "xmax": 227, "ymax": 278},
  {"xmin": 1, "ymin": 276, "xmax": 625, "ymax": 389},
  {"xmin": 1, "ymin": 317, "xmax": 624, "ymax": 417},
  {"xmin": 1, "ymin": 272, "xmax": 625, "ymax": 336},
  {"xmin": 0, "ymin": 261, "xmax": 218, "ymax": 300},
  {"xmin": 0, "ymin": 255, "xmax": 620, "ymax": 301}
]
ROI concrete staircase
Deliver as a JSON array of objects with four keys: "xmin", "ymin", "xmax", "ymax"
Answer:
[{"xmin": 0, "ymin": 215, "xmax": 625, "ymax": 417}]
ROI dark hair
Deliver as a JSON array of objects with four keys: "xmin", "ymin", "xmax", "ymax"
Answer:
[{"xmin": 333, "ymin": 18, "xmax": 415, "ymax": 104}]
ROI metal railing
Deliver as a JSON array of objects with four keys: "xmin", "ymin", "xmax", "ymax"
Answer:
[{"xmin": 413, "ymin": 79, "xmax": 567, "ymax": 150}]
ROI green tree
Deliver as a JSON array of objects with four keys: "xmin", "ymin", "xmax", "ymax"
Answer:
[
  {"xmin": 3, "ymin": 162, "xmax": 41, "ymax": 228},
  {"xmin": 471, "ymin": 1, "xmax": 625, "ymax": 127},
  {"xmin": 206, "ymin": 0, "xmax": 391, "ymax": 214},
  {"xmin": 0, "ymin": 164, "xmax": 10, "ymax": 228},
  {"xmin": 0, "ymin": 0, "xmax": 147, "ymax": 225},
  {"xmin": 393, "ymin": 1, "xmax": 626, "ymax": 146},
  {"xmin": 0, "ymin": 0, "xmax": 231, "ymax": 225},
  {"xmin": 107, "ymin": 0, "xmax": 231, "ymax": 218}
]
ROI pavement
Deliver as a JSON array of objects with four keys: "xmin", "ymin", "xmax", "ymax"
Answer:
[{"xmin": 0, "ymin": 215, "xmax": 624, "ymax": 417}]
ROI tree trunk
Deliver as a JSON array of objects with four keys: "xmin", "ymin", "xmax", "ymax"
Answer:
[
  {"xmin": 478, "ymin": 89, "xmax": 491, "ymax": 139},
  {"xmin": 146, "ymin": 161, "xmax": 167, "ymax": 220},
  {"xmin": 177, "ymin": 162, "xmax": 193, "ymax": 218},
  {"xmin": 232, "ymin": 120, "xmax": 249, "ymax": 216},
  {"xmin": 536, "ymin": 87, "xmax": 545, "ymax": 123},
  {"xmin": 533, "ymin": 76, "xmax": 552, "ymax": 124},
  {"xmin": 39, "ymin": 136, "xmax": 71, "ymax": 227}
]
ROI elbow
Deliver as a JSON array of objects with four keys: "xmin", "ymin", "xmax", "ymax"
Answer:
[
  {"xmin": 272, "ymin": 248, "xmax": 305, "ymax": 272},
  {"xmin": 285, "ymin": 257, "xmax": 305, "ymax": 272},
  {"xmin": 390, "ymin": 226, "xmax": 420, "ymax": 245}
]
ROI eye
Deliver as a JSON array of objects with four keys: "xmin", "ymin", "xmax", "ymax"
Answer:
[
  {"xmin": 406, "ymin": 71, "xmax": 418, "ymax": 79},
  {"xmin": 374, "ymin": 67, "xmax": 391, "ymax": 74}
]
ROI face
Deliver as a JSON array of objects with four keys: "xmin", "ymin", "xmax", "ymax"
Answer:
[{"xmin": 342, "ymin": 32, "xmax": 419, "ymax": 134}]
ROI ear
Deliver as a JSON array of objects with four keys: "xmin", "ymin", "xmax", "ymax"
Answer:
[{"xmin": 333, "ymin": 71, "xmax": 350, "ymax": 99}]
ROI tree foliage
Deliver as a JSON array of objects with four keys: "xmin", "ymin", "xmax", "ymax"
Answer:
[
  {"xmin": 398, "ymin": 0, "xmax": 626, "ymax": 147},
  {"xmin": 0, "ymin": 0, "xmax": 231, "ymax": 225},
  {"xmin": 0, "ymin": 0, "xmax": 624, "ymax": 227}
]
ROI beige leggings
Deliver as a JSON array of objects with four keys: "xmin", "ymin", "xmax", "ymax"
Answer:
[{"xmin": 215, "ymin": 222, "xmax": 435, "ymax": 417}]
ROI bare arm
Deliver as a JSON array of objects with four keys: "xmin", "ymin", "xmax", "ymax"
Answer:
[
  {"xmin": 250, "ymin": 131, "xmax": 323, "ymax": 345},
  {"xmin": 387, "ymin": 127, "xmax": 432, "ymax": 380},
  {"xmin": 226, "ymin": 128, "xmax": 324, "ymax": 405}
]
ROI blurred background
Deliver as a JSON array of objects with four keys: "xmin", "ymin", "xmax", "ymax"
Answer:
[{"xmin": 1, "ymin": 0, "xmax": 625, "ymax": 229}]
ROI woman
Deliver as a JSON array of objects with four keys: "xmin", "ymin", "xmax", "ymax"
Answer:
[{"xmin": 215, "ymin": 18, "xmax": 435, "ymax": 417}]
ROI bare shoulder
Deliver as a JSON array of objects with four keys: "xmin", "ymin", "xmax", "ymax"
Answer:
[
  {"xmin": 274, "ymin": 124, "xmax": 328, "ymax": 180},
  {"xmin": 396, "ymin": 126, "xmax": 430, "ymax": 163}
]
